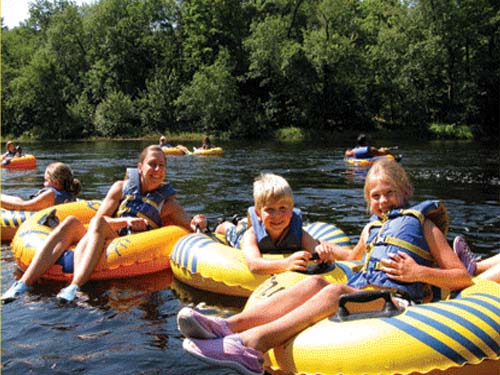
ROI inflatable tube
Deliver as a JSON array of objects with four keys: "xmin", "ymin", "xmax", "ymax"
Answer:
[
  {"xmin": 11, "ymin": 200, "xmax": 190, "ymax": 281},
  {"xmin": 170, "ymin": 222, "xmax": 359, "ymax": 297},
  {"xmin": 344, "ymin": 153, "xmax": 401, "ymax": 167},
  {"xmin": 1, "ymin": 208, "xmax": 37, "ymax": 242},
  {"xmin": 192, "ymin": 147, "xmax": 224, "ymax": 156},
  {"xmin": 1, "ymin": 154, "xmax": 37, "ymax": 169},
  {"xmin": 245, "ymin": 274, "xmax": 500, "ymax": 375},
  {"xmin": 162, "ymin": 147, "xmax": 186, "ymax": 156}
]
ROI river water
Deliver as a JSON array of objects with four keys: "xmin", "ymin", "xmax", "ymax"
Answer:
[{"xmin": 1, "ymin": 138, "xmax": 499, "ymax": 374}]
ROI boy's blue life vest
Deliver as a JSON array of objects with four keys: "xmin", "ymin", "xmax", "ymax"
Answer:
[
  {"xmin": 248, "ymin": 206, "xmax": 303, "ymax": 254},
  {"xmin": 116, "ymin": 168, "xmax": 176, "ymax": 228},
  {"xmin": 347, "ymin": 200, "xmax": 449, "ymax": 303},
  {"xmin": 353, "ymin": 146, "xmax": 371, "ymax": 158},
  {"xmin": 33, "ymin": 186, "xmax": 76, "ymax": 205}
]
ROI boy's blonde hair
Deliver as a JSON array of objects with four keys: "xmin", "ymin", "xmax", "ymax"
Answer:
[
  {"xmin": 364, "ymin": 159, "xmax": 413, "ymax": 212},
  {"xmin": 253, "ymin": 173, "xmax": 294, "ymax": 210}
]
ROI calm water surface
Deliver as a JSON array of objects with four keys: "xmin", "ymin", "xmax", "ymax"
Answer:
[{"xmin": 2, "ymin": 138, "xmax": 499, "ymax": 374}]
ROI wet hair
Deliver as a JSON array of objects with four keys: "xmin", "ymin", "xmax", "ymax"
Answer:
[
  {"xmin": 253, "ymin": 173, "xmax": 294, "ymax": 210},
  {"xmin": 139, "ymin": 145, "xmax": 166, "ymax": 164},
  {"xmin": 364, "ymin": 159, "xmax": 413, "ymax": 212},
  {"xmin": 357, "ymin": 134, "xmax": 367, "ymax": 146},
  {"xmin": 46, "ymin": 162, "xmax": 81, "ymax": 195}
]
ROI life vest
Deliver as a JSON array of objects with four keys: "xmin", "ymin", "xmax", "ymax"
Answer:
[
  {"xmin": 160, "ymin": 142, "xmax": 173, "ymax": 148},
  {"xmin": 115, "ymin": 168, "xmax": 176, "ymax": 228},
  {"xmin": 353, "ymin": 146, "xmax": 371, "ymax": 158},
  {"xmin": 347, "ymin": 200, "xmax": 449, "ymax": 302},
  {"xmin": 247, "ymin": 206, "xmax": 303, "ymax": 254},
  {"xmin": 33, "ymin": 187, "xmax": 76, "ymax": 205}
]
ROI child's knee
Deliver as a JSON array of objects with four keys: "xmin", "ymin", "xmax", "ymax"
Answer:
[
  {"xmin": 303, "ymin": 275, "xmax": 330, "ymax": 291},
  {"xmin": 323, "ymin": 283, "xmax": 351, "ymax": 299}
]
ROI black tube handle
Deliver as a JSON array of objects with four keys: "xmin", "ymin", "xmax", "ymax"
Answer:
[{"xmin": 335, "ymin": 290, "xmax": 402, "ymax": 321}]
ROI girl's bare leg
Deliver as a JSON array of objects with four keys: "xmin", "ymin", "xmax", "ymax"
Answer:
[
  {"xmin": 239, "ymin": 283, "xmax": 360, "ymax": 352},
  {"xmin": 227, "ymin": 276, "xmax": 330, "ymax": 333}
]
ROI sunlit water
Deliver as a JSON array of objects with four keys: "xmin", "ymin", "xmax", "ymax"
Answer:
[{"xmin": 1, "ymin": 138, "xmax": 499, "ymax": 374}]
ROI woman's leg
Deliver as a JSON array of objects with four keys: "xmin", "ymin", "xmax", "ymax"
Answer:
[
  {"xmin": 477, "ymin": 253, "xmax": 500, "ymax": 282},
  {"xmin": 21, "ymin": 216, "xmax": 86, "ymax": 286},
  {"xmin": 476, "ymin": 253, "xmax": 500, "ymax": 274},
  {"xmin": 70, "ymin": 215, "xmax": 118, "ymax": 287}
]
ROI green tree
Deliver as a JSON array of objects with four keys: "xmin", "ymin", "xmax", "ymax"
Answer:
[
  {"xmin": 175, "ymin": 49, "xmax": 240, "ymax": 133},
  {"xmin": 94, "ymin": 90, "xmax": 137, "ymax": 137}
]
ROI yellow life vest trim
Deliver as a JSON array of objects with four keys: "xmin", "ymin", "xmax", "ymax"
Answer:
[
  {"xmin": 383, "ymin": 236, "xmax": 433, "ymax": 262},
  {"xmin": 399, "ymin": 209, "xmax": 425, "ymax": 225}
]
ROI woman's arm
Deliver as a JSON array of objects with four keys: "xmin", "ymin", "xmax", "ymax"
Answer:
[
  {"xmin": 93, "ymin": 181, "xmax": 143, "ymax": 231},
  {"xmin": 160, "ymin": 195, "xmax": 206, "ymax": 232},
  {"xmin": 0, "ymin": 190, "xmax": 55, "ymax": 211}
]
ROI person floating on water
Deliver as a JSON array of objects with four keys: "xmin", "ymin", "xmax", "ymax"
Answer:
[
  {"xmin": 1, "ymin": 162, "xmax": 81, "ymax": 211},
  {"xmin": 215, "ymin": 173, "xmax": 340, "ymax": 275},
  {"xmin": 2, "ymin": 145, "xmax": 207, "ymax": 304},
  {"xmin": 159, "ymin": 135, "xmax": 190, "ymax": 155},
  {"xmin": 2, "ymin": 140, "xmax": 23, "ymax": 164},
  {"xmin": 344, "ymin": 134, "xmax": 391, "ymax": 159},
  {"xmin": 194, "ymin": 136, "xmax": 215, "ymax": 152}
]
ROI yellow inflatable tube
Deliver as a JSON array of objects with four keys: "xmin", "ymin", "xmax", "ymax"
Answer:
[
  {"xmin": 246, "ymin": 274, "xmax": 500, "ymax": 375},
  {"xmin": 1, "ymin": 208, "xmax": 36, "ymax": 242},
  {"xmin": 192, "ymin": 147, "xmax": 224, "ymax": 156},
  {"xmin": 11, "ymin": 200, "xmax": 189, "ymax": 281},
  {"xmin": 344, "ymin": 153, "xmax": 397, "ymax": 167},
  {"xmin": 162, "ymin": 147, "xmax": 186, "ymax": 156},
  {"xmin": 1, "ymin": 154, "xmax": 37, "ymax": 169},
  {"xmin": 170, "ymin": 222, "xmax": 358, "ymax": 297}
]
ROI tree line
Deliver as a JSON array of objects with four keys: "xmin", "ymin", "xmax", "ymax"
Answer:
[{"xmin": 1, "ymin": 0, "xmax": 498, "ymax": 141}]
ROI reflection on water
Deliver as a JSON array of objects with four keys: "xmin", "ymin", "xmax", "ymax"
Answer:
[{"xmin": 1, "ymin": 139, "xmax": 499, "ymax": 374}]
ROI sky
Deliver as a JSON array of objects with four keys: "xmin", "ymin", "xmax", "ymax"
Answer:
[{"xmin": 1, "ymin": 0, "xmax": 93, "ymax": 29}]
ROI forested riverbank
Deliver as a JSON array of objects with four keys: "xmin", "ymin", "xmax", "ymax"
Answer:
[{"xmin": 2, "ymin": 0, "xmax": 498, "ymax": 142}]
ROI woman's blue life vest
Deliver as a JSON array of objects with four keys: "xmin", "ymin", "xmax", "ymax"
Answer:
[
  {"xmin": 244, "ymin": 206, "xmax": 304, "ymax": 254},
  {"xmin": 115, "ymin": 168, "xmax": 176, "ymax": 229},
  {"xmin": 347, "ymin": 200, "xmax": 449, "ymax": 303},
  {"xmin": 353, "ymin": 146, "xmax": 371, "ymax": 159},
  {"xmin": 32, "ymin": 186, "xmax": 77, "ymax": 205}
]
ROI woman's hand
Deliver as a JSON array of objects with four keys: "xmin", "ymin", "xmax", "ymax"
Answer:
[
  {"xmin": 190, "ymin": 214, "xmax": 208, "ymax": 232},
  {"xmin": 380, "ymin": 252, "xmax": 420, "ymax": 283},
  {"xmin": 126, "ymin": 217, "xmax": 149, "ymax": 232}
]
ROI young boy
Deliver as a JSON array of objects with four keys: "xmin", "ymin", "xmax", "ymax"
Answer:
[{"xmin": 215, "ymin": 173, "xmax": 344, "ymax": 274}]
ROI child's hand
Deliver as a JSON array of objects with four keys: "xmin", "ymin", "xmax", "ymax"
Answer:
[
  {"xmin": 380, "ymin": 252, "xmax": 420, "ymax": 282},
  {"xmin": 284, "ymin": 251, "xmax": 312, "ymax": 271},
  {"xmin": 314, "ymin": 241, "xmax": 337, "ymax": 262}
]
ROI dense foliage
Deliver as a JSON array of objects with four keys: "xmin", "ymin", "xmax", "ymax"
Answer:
[{"xmin": 2, "ymin": 0, "xmax": 499, "ymax": 140}]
